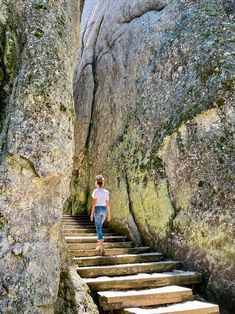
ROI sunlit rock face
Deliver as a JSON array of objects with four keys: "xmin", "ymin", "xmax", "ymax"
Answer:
[
  {"xmin": 0, "ymin": 1, "xmax": 93, "ymax": 313},
  {"xmin": 73, "ymin": 0, "xmax": 235, "ymax": 312}
]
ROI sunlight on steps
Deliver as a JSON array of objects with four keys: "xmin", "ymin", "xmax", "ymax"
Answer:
[{"xmin": 62, "ymin": 215, "xmax": 220, "ymax": 313}]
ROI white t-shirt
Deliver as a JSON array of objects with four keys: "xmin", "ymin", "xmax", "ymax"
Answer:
[{"xmin": 92, "ymin": 189, "xmax": 109, "ymax": 206}]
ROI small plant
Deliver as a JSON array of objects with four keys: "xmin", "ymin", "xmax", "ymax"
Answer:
[
  {"xmin": 34, "ymin": 28, "xmax": 44, "ymax": 38},
  {"xmin": 198, "ymin": 180, "xmax": 205, "ymax": 188},
  {"xmin": 187, "ymin": 85, "xmax": 194, "ymax": 94},
  {"xmin": 56, "ymin": 16, "xmax": 65, "ymax": 26},
  {"xmin": 224, "ymin": 176, "xmax": 233, "ymax": 184},
  {"xmin": 219, "ymin": 136, "xmax": 228, "ymax": 145},
  {"xmin": 58, "ymin": 30, "xmax": 63, "ymax": 38},
  {"xmin": 33, "ymin": 3, "xmax": 47, "ymax": 10},
  {"xmin": 222, "ymin": 78, "xmax": 234, "ymax": 92},
  {"xmin": 218, "ymin": 157, "xmax": 224, "ymax": 164},
  {"xmin": 60, "ymin": 104, "xmax": 67, "ymax": 112}
]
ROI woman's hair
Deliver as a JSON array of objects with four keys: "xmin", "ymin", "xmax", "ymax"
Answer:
[{"xmin": 95, "ymin": 174, "xmax": 104, "ymax": 186}]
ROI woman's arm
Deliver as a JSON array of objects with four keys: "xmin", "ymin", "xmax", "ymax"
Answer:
[
  {"xmin": 106, "ymin": 200, "xmax": 111, "ymax": 222},
  {"xmin": 90, "ymin": 198, "xmax": 97, "ymax": 221}
]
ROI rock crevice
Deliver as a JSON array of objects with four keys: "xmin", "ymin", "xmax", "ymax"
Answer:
[{"xmin": 72, "ymin": 1, "xmax": 235, "ymax": 312}]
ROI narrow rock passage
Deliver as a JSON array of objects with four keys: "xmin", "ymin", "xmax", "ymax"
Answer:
[{"xmin": 62, "ymin": 215, "xmax": 220, "ymax": 314}]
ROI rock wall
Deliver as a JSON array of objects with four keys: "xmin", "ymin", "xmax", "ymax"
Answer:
[
  {"xmin": 73, "ymin": 0, "xmax": 235, "ymax": 312},
  {"xmin": 0, "ymin": 1, "xmax": 97, "ymax": 313},
  {"xmin": 54, "ymin": 233, "xmax": 98, "ymax": 314}
]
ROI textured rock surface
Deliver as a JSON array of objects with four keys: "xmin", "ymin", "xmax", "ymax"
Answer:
[
  {"xmin": 55, "ymin": 265, "xmax": 99, "ymax": 314},
  {"xmin": 73, "ymin": 0, "xmax": 235, "ymax": 312},
  {"xmin": 55, "ymin": 233, "xmax": 99, "ymax": 314},
  {"xmin": 0, "ymin": 1, "xmax": 97, "ymax": 313}
]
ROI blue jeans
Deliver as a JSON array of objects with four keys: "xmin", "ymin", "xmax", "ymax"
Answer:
[{"xmin": 94, "ymin": 206, "xmax": 107, "ymax": 241}]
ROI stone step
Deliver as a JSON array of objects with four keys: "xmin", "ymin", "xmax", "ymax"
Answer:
[
  {"xmin": 62, "ymin": 216, "xmax": 91, "ymax": 219},
  {"xmin": 67, "ymin": 241, "xmax": 135, "ymax": 250},
  {"xmin": 77, "ymin": 261, "xmax": 180, "ymax": 278},
  {"xmin": 63, "ymin": 224, "xmax": 97, "ymax": 229},
  {"xmin": 85, "ymin": 271, "xmax": 202, "ymax": 291},
  {"xmin": 62, "ymin": 228, "xmax": 111, "ymax": 233},
  {"xmin": 62, "ymin": 215, "xmax": 90, "ymax": 219},
  {"xmin": 65, "ymin": 235, "xmax": 128, "ymax": 243},
  {"xmin": 63, "ymin": 232, "xmax": 117, "ymax": 237},
  {"xmin": 71, "ymin": 247, "xmax": 151, "ymax": 257},
  {"xmin": 124, "ymin": 300, "xmax": 220, "ymax": 314},
  {"xmin": 74, "ymin": 252, "xmax": 163, "ymax": 267},
  {"xmin": 62, "ymin": 221, "xmax": 95, "ymax": 226},
  {"xmin": 62, "ymin": 216, "xmax": 90, "ymax": 219},
  {"xmin": 62, "ymin": 219, "xmax": 93, "ymax": 222},
  {"xmin": 98, "ymin": 286, "xmax": 193, "ymax": 310},
  {"xmin": 62, "ymin": 215, "xmax": 89, "ymax": 217},
  {"xmin": 62, "ymin": 218, "xmax": 91, "ymax": 222},
  {"xmin": 62, "ymin": 225, "xmax": 100, "ymax": 230}
]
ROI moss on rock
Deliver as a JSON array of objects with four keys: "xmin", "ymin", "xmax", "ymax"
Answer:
[{"xmin": 72, "ymin": 0, "xmax": 235, "ymax": 312}]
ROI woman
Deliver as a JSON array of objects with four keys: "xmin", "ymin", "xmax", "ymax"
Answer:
[{"xmin": 90, "ymin": 175, "xmax": 111, "ymax": 255}]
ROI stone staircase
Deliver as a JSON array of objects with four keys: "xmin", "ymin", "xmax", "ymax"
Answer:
[{"xmin": 62, "ymin": 215, "xmax": 220, "ymax": 314}]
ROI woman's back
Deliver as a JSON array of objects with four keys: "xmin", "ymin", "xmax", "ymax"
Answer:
[{"xmin": 92, "ymin": 188, "xmax": 109, "ymax": 206}]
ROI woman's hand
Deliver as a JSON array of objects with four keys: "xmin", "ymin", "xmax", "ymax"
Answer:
[
  {"xmin": 106, "ymin": 200, "xmax": 111, "ymax": 222},
  {"xmin": 91, "ymin": 198, "xmax": 96, "ymax": 222}
]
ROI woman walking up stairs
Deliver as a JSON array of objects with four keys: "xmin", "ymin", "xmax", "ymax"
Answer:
[
  {"xmin": 90, "ymin": 175, "xmax": 111, "ymax": 255},
  {"xmin": 62, "ymin": 212, "xmax": 220, "ymax": 314}
]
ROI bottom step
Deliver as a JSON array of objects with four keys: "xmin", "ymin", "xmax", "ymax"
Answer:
[{"xmin": 124, "ymin": 300, "xmax": 220, "ymax": 314}]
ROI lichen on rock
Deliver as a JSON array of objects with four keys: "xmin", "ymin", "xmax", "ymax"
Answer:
[
  {"xmin": 1, "ymin": 0, "xmax": 235, "ymax": 312},
  {"xmin": 71, "ymin": 0, "xmax": 235, "ymax": 312}
]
